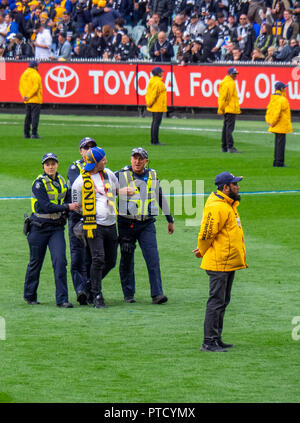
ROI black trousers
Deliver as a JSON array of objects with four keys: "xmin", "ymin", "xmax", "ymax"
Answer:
[
  {"xmin": 151, "ymin": 112, "xmax": 163, "ymax": 144},
  {"xmin": 273, "ymin": 133, "xmax": 286, "ymax": 167},
  {"xmin": 24, "ymin": 103, "xmax": 41, "ymax": 136},
  {"xmin": 86, "ymin": 224, "xmax": 118, "ymax": 298},
  {"xmin": 221, "ymin": 113, "xmax": 236, "ymax": 150},
  {"xmin": 203, "ymin": 270, "xmax": 235, "ymax": 343},
  {"xmin": 24, "ymin": 224, "xmax": 69, "ymax": 305}
]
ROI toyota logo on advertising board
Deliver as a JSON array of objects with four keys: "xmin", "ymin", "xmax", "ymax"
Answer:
[{"xmin": 45, "ymin": 65, "xmax": 79, "ymax": 98}]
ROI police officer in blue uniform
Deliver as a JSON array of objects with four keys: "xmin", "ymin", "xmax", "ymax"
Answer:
[
  {"xmin": 24, "ymin": 153, "xmax": 81, "ymax": 307},
  {"xmin": 67, "ymin": 137, "xmax": 97, "ymax": 305},
  {"xmin": 115, "ymin": 147, "xmax": 175, "ymax": 304}
]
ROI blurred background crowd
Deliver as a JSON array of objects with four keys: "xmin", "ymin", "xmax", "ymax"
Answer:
[{"xmin": 1, "ymin": 0, "xmax": 300, "ymax": 64}]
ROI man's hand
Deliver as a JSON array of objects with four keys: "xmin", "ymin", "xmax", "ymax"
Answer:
[
  {"xmin": 192, "ymin": 248, "xmax": 202, "ymax": 258},
  {"xmin": 68, "ymin": 202, "xmax": 81, "ymax": 211},
  {"xmin": 23, "ymin": 96, "xmax": 29, "ymax": 101},
  {"xmin": 118, "ymin": 186, "xmax": 135, "ymax": 197},
  {"xmin": 168, "ymin": 222, "xmax": 174, "ymax": 234}
]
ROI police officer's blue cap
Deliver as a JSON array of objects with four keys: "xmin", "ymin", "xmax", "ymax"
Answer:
[
  {"xmin": 275, "ymin": 81, "xmax": 288, "ymax": 91},
  {"xmin": 79, "ymin": 137, "xmax": 97, "ymax": 149},
  {"xmin": 214, "ymin": 172, "xmax": 243, "ymax": 186},
  {"xmin": 42, "ymin": 153, "xmax": 58, "ymax": 164},
  {"xmin": 131, "ymin": 147, "xmax": 148, "ymax": 159},
  {"xmin": 84, "ymin": 147, "xmax": 106, "ymax": 171},
  {"xmin": 152, "ymin": 67, "xmax": 164, "ymax": 76},
  {"xmin": 228, "ymin": 67, "xmax": 238, "ymax": 75},
  {"xmin": 29, "ymin": 60, "xmax": 39, "ymax": 68}
]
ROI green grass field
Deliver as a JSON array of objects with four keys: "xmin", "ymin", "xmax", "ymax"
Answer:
[{"xmin": 0, "ymin": 112, "xmax": 299, "ymax": 403}]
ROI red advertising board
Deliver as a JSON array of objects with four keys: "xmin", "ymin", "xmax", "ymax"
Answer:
[{"xmin": 1, "ymin": 61, "xmax": 299, "ymax": 110}]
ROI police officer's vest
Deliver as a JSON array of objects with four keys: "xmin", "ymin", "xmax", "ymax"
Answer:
[
  {"xmin": 120, "ymin": 169, "xmax": 158, "ymax": 219},
  {"xmin": 73, "ymin": 159, "xmax": 85, "ymax": 172},
  {"xmin": 31, "ymin": 173, "xmax": 68, "ymax": 218}
]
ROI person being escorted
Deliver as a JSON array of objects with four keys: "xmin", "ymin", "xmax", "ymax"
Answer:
[
  {"xmin": 19, "ymin": 60, "xmax": 43, "ymax": 139},
  {"xmin": 115, "ymin": 147, "xmax": 174, "ymax": 304},
  {"xmin": 145, "ymin": 66, "xmax": 167, "ymax": 146},
  {"xmin": 24, "ymin": 153, "xmax": 81, "ymax": 308},
  {"xmin": 67, "ymin": 137, "xmax": 97, "ymax": 305},
  {"xmin": 193, "ymin": 172, "xmax": 247, "ymax": 352},
  {"xmin": 71, "ymin": 147, "xmax": 119, "ymax": 309},
  {"xmin": 265, "ymin": 81, "xmax": 293, "ymax": 167},
  {"xmin": 217, "ymin": 67, "xmax": 242, "ymax": 153}
]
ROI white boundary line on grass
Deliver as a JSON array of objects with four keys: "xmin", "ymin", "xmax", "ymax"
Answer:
[
  {"xmin": 1, "ymin": 121, "xmax": 300, "ymax": 135},
  {"xmin": 1, "ymin": 190, "xmax": 300, "ymax": 200}
]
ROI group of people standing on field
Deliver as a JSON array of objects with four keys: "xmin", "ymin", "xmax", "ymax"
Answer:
[{"xmin": 20, "ymin": 61, "xmax": 293, "ymax": 353}]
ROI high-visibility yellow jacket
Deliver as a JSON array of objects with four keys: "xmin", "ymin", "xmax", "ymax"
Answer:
[
  {"xmin": 265, "ymin": 90, "xmax": 293, "ymax": 134},
  {"xmin": 217, "ymin": 75, "xmax": 241, "ymax": 115},
  {"xmin": 19, "ymin": 67, "xmax": 43, "ymax": 104},
  {"xmin": 145, "ymin": 75, "xmax": 167, "ymax": 112},
  {"xmin": 198, "ymin": 191, "xmax": 247, "ymax": 272}
]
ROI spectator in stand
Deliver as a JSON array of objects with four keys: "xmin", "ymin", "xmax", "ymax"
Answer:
[
  {"xmin": 281, "ymin": 9, "xmax": 299, "ymax": 41},
  {"xmin": 232, "ymin": 45, "xmax": 243, "ymax": 61},
  {"xmin": 4, "ymin": 32, "xmax": 33, "ymax": 58},
  {"xmin": 254, "ymin": 23, "xmax": 274, "ymax": 56},
  {"xmin": 273, "ymin": 37, "xmax": 299, "ymax": 61},
  {"xmin": 251, "ymin": 46, "xmax": 265, "ymax": 61},
  {"xmin": 0, "ymin": 43, "xmax": 5, "ymax": 57},
  {"xmin": 55, "ymin": 10, "xmax": 77, "ymax": 43},
  {"xmin": 198, "ymin": 0, "xmax": 218, "ymax": 24},
  {"xmin": 92, "ymin": 1, "xmax": 122, "ymax": 29},
  {"xmin": 222, "ymin": 39, "xmax": 235, "ymax": 60},
  {"xmin": 181, "ymin": 37, "xmax": 204, "ymax": 63},
  {"xmin": 147, "ymin": 0, "xmax": 173, "ymax": 32},
  {"xmin": 54, "ymin": 30, "xmax": 72, "ymax": 60},
  {"xmin": 149, "ymin": 30, "xmax": 174, "ymax": 62},
  {"xmin": 5, "ymin": 12, "xmax": 19, "ymax": 42},
  {"xmin": 172, "ymin": 13, "xmax": 187, "ymax": 33},
  {"xmin": 25, "ymin": 6, "xmax": 42, "ymax": 40},
  {"xmin": 0, "ymin": 12, "xmax": 8, "ymax": 46},
  {"xmin": 102, "ymin": 24, "xmax": 115, "ymax": 53},
  {"xmin": 247, "ymin": 0, "xmax": 265, "ymax": 25},
  {"xmin": 34, "ymin": 23, "xmax": 52, "ymax": 59},
  {"xmin": 114, "ymin": 33, "xmax": 139, "ymax": 60},
  {"xmin": 185, "ymin": 11, "xmax": 206, "ymax": 39},
  {"xmin": 133, "ymin": 0, "xmax": 148, "ymax": 26},
  {"xmin": 264, "ymin": 44, "xmax": 276, "ymax": 61},
  {"xmin": 113, "ymin": 17, "xmax": 127, "ymax": 47},
  {"xmin": 232, "ymin": 13, "xmax": 256, "ymax": 60},
  {"xmin": 271, "ymin": 1, "xmax": 285, "ymax": 39},
  {"xmin": 86, "ymin": 26, "xmax": 105, "ymax": 58},
  {"xmin": 293, "ymin": 0, "xmax": 300, "ymax": 28},
  {"xmin": 111, "ymin": 0, "xmax": 133, "ymax": 24},
  {"xmin": 201, "ymin": 15, "xmax": 224, "ymax": 62}
]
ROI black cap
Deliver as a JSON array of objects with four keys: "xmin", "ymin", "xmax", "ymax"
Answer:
[
  {"xmin": 42, "ymin": 153, "xmax": 58, "ymax": 164},
  {"xmin": 131, "ymin": 147, "xmax": 148, "ymax": 159},
  {"xmin": 79, "ymin": 137, "xmax": 97, "ymax": 149},
  {"xmin": 29, "ymin": 60, "xmax": 39, "ymax": 68},
  {"xmin": 152, "ymin": 67, "xmax": 164, "ymax": 76}
]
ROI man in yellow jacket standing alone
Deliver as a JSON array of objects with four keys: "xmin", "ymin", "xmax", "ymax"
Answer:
[
  {"xmin": 145, "ymin": 67, "xmax": 167, "ymax": 146},
  {"xmin": 193, "ymin": 171, "xmax": 247, "ymax": 352},
  {"xmin": 19, "ymin": 60, "xmax": 43, "ymax": 139},
  {"xmin": 218, "ymin": 67, "xmax": 241, "ymax": 153},
  {"xmin": 265, "ymin": 81, "xmax": 292, "ymax": 167}
]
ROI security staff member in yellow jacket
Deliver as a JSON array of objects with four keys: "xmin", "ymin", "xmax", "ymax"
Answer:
[
  {"xmin": 24, "ymin": 153, "xmax": 81, "ymax": 307},
  {"xmin": 116, "ymin": 147, "xmax": 174, "ymax": 304},
  {"xmin": 218, "ymin": 67, "xmax": 241, "ymax": 153},
  {"xmin": 265, "ymin": 81, "xmax": 293, "ymax": 167},
  {"xmin": 145, "ymin": 66, "xmax": 167, "ymax": 145},
  {"xmin": 19, "ymin": 60, "xmax": 43, "ymax": 139},
  {"xmin": 193, "ymin": 172, "xmax": 247, "ymax": 352}
]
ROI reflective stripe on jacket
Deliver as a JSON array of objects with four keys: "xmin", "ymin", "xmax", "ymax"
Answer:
[
  {"xmin": 145, "ymin": 75, "xmax": 167, "ymax": 113},
  {"xmin": 120, "ymin": 169, "xmax": 158, "ymax": 219},
  {"xmin": 19, "ymin": 67, "xmax": 43, "ymax": 104},
  {"xmin": 217, "ymin": 75, "xmax": 241, "ymax": 115},
  {"xmin": 31, "ymin": 173, "xmax": 67, "ymax": 213},
  {"xmin": 198, "ymin": 191, "xmax": 247, "ymax": 272},
  {"xmin": 265, "ymin": 90, "xmax": 293, "ymax": 134}
]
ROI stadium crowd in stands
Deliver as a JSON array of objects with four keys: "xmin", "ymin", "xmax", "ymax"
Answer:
[{"xmin": 0, "ymin": 0, "xmax": 300, "ymax": 63}]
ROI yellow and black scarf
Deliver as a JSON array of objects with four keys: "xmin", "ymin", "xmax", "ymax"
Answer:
[{"xmin": 82, "ymin": 170, "xmax": 97, "ymax": 238}]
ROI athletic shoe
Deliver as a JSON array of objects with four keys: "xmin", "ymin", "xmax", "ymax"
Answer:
[
  {"xmin": 94, "ymin": 295, "xmax": 107, "ymax": 308},
  {"xmin": 25, "ymin": 299, "xmax": 40, "ymax": 305},
  {"xmin": 228, "ymin": 147, "xmax": 242, "ymax": 153},
  {"xmin": 57, "ymin": 302, "xmax": 73, "ymax": 308},
  {"xmin": 124, "ymin": 296, "xmax": 136, "ymax": 303},
  {"xmin": 218, "ymin": 340, "xmax": 234, "ymax": 348},
  {"xmin": 77, "ymin": 291, "xmax": 88, "ymax": 305},
  {"xmin": 31, "ymin": 134, "xmax": 41, "ymax": 139}
]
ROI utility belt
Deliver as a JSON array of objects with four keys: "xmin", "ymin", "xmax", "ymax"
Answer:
[
  {"xmin": 34, "ymin": 212, "xmax": 62, "ymax": 220},
  {"xmin": 23, "ymin": 213, "xmax": 65, "ymax": 235},
  {"xmin": 120, "ymin": 215, "xmax": 153, "ymax": 222}
]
